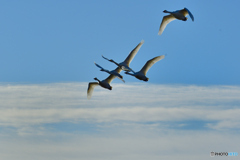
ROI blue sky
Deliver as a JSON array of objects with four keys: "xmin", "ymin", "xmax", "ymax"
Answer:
[
  {"xmin": 0, "ymin": 0, "xmax": 240, "ymax": 84},
  {"xmin": 0, "ymin": 1, "xmax": 240, "ymax": 160}
]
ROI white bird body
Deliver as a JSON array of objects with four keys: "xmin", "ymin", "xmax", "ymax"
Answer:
[
  {"xmin": 125, "ymin": 55, "xmax": 165, "ymax": 81},
  {"xmin": 125, "ymin": 71, "xmax": 147, "ymax": 81},
  {"xmin": 109, "ymin": 70, "xmax": 123, "ymax": 79},
  {"xmin": 94, "ymin": 78, "xmax": 112, "ymax": 90},
  {"xmin": 87, "ymin": 67, "xmax": 121, "ymax": 99},
  {"xmin": 94, "ymin": 62, "xmax": 125, "ymax": 82},
  {"xmin": 158, "ymin": 8, "xmax": 194, "ymax": 35},
  {"xmin": 118, "ymin": 62, "xmax": 134, "ymax": 72},
  {"xmin": 102, "ymin": 40, "xmax": 144, "ymax": 73}
]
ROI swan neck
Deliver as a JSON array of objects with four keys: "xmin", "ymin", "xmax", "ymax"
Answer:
[
  {"xmin": 94, "ymin": 78, "xmax": 100, "ymax": 82},
  {"xmin": 125, "ymin": 72, "xmax": 134, "ymax": 76},
  {"xmin": 112, "ymin": 60, "xmax": 119, "ymax": 66},
  {"xmin": 163, "ymin": 10, "xmax": 171, "ymax": 13}
]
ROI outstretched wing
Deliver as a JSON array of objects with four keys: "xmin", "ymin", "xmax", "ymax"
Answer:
[
  {"xmin": 140, "ymin": 55, "xmax": 165, "ymax": 75},
  {"xmin": 116, "ymin": 76, "xmax": 125, "ymax": 83},
  {"xmin": 158, "ymin": 15, "xmax": 176, "ymax": 35},
  {"xmin": 179, "ymin": 8, "xmax": 188, "ymax": 16},
  {"xmin": 180, "ymin": 8, "xmax": 194, "ymax": 21},
  {"xmin": 110, "ymin": 70, "xmax": 125, "ymax": 83},
  {"xmin": 123, "ymin": 40, "xmax": 144, "ymax": 66},
  {"xmin": 104, "ymin": 67, "xmax": 122, "ymax": 84},
  {"xmin": 184, "ymin": 8, "xmax": 194, "ymax": 21},
  {"xmin": 94, "ymin": 62, "xmax": 104, "ymax": 70},
  {"xmin": 87, "ymin": 82, "xmax": 99, "ymax": 99},
  {"xmin": 102, "ymin": 55, "xmax": 111, "ymax": 62}
]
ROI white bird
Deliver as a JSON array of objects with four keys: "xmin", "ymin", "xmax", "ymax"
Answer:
[
  {"xmin": 94, "ymin": 62, "xmax": 125, "ymax": 83},
  {"xmin": 87, "ymin": 67, "xmax": 121, "ymax": 99},
  {"xmin": 158, "ymin": 7, "xmax": 194, "ymax": 35},
  {"xmin": 125, "ymin": 55, "xmax": 165, "ymax": 81},
  {"xmin": 102, "ymin": 40, "xmax": 144, "ymax": 73}
]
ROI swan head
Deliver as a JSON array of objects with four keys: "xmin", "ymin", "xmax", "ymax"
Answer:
[
  {"xmin": 163, "ymin": 10, "xmax": 168, "ymax": 13},
  {"xmin": 94, "ymin": 77, "xmax": 99, "ymax": 81}
]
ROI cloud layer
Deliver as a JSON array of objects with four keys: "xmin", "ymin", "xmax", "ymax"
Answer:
[
  {"xmin": 0, "ymin": 82, "xmax": 240, "ymax": 160},
  {"xmin": 1, "ymin": 83, "xmax": 240, "ymax": 129}
]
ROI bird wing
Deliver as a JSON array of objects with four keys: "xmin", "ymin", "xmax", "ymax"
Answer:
[
  {"xmin": 123, "ymin": 40, "xmax": 144, "ymax": 66},
  {"xmin": 94, "ymin": 62, "xmax": 104, "ymax": 70},
  {"xmin": 180, "ymin": 8, "xmax": 194, "ymax": 21},
  {"xmin": 179, "ymin": 8, "xmax": 188, "ymax": 16},
  {"xmin": 102, "ymin": 55, "xmax": 111, "ymax": 62},
  {"xmin": 184, "ymin": 8, "xmax": 194, "ymax": 21},
  {"xmin": 87, "ymin": 82, "xmax": 99, "ymax": 99},
  {"xmin": 109, "ymin": 70, "xmax": 125, "ymax": 83},
  {"xmin": 104, "ymin": 67, "xmax": 122, "ymax": 84},
  {"xmin": 116, "ymin": 76, "xmax": 125, "ymax": 83},
  {"xmin": 158, "ymin": 15, "xmax": 176, "ymax": 35},
  {"xmin": 140, "ymin": 55, "xmax": 165, "ymax": 75}
]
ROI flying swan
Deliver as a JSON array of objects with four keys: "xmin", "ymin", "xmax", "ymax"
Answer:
[
  {"xmin": 87, "ymin": 67, "xmax": 121, "ymax": 99},
  {"xmin": 125, "ymin": 55, "xmax": 165, "ymax": 81},
  {"xmin": 94, "ymin": 62, "xmax": 125, "ymax": 83},
  {"xmin": 102, "ymin": 40, "xmax": 144, "ymax": 73},
  {"xmin": 158, "ymin": 8, "xmax": 194, "ymax": 35}
]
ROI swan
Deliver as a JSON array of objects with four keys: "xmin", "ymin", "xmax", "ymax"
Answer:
[
  {"xmin": 87, "ymin": 67, "xmax": 121, "ymax": 99},
  {"xmin": 102, "ymin": 40, "xmax": 144, "ymax": 73},
  {"xmin": 125, "ymin": 55, "xmax": 165, "ymax": 81},
  {"xmin": 94, "ymin": 62, "xmax": 125, "ymax": 83},
  {"xmin": 158, "ymin": 8, "xmax": 194, "ymax": 35}
]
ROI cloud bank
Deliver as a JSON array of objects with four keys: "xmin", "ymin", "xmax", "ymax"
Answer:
[{"xmin": 0, "ymin": 82, "xmax": 239, "ymax": 160}]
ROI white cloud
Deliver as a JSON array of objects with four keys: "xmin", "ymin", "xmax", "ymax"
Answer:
[
  {"xmin": 0, "ymin": 82, "xmax": 240, "ymax": 160},
  {"xmin": 0, "ymin": 82, "xmax": 240, "ymax": 129},
  {"xmin": 1, "ymin": 128, "xmax": 239, "ymax": 160}
]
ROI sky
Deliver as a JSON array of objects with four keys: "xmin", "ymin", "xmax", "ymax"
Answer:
[{"xmin": 0, "ymin": 0, "xmax": 240, "ymax": 160}]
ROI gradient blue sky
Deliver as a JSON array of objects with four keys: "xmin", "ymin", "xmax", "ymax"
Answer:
[
  {"xmin": 0, "ymin": 1, "xmax": 240, "ymax": 160},
  {"xmin": 0, "ymin": 0, "xmax": 239, "ymax": 84}
]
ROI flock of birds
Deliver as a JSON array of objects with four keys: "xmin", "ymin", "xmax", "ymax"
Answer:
[{"xmin": 87, "ymin": 8, "xmax": 194, "ymax": 99}]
